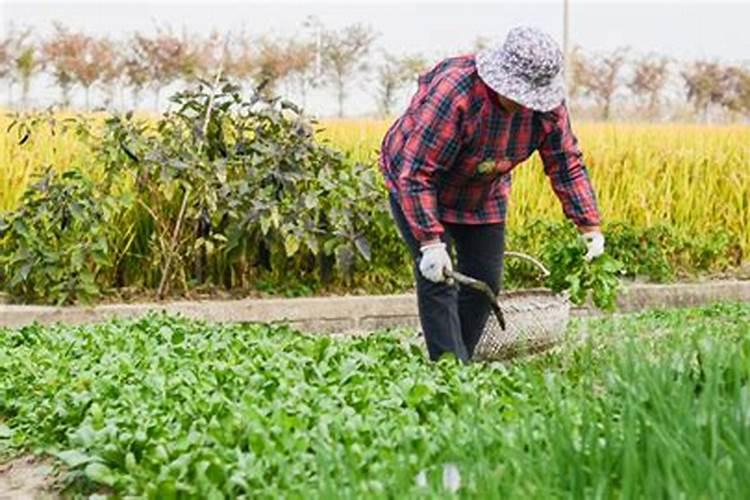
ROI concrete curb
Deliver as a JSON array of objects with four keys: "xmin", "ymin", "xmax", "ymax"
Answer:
[{"xmin": 1, "ymin": 280, "xmax": 748, "ymax": 332}]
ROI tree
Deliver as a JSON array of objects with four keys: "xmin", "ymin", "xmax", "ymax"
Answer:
[
  {"xmin": 97, "ymin": 39, "xmax": 124, "ymax": 109},
  {"xmin": 375, "ymin": 54, "xmax": 402, "ymax": 118},
  {"xmin": 5, "ymin": 27, "xmax": 43, "ymax": 109},
  {"xmin": 76, "ymin": 37, "xmax": 119, "ymax": 110},
  {"xmin": 628, "ymin": 54, "xmax": 670, "ymax": 118},
  {"xmin": 283, "ymin": 38, "xmax": 317, "ymax": 107},
  {"xmin": 185, "ymin": 31, "xmax": 226, "ymax": 83},
  {"xmin": 682, "ymin": 61, "xmax": 724, "ymax": 121},
  {"xmin": 321, "ymin": 24, "xmax": 377, "ymax": 117},
  {"xmin": 718, "ymin": 65, "xmax": 750, "ymax": 117},
  {"xmin": 567, "ymin": 46, "xmax": 589, "ymax": 105},
  {"xmin": 43, "ymin": 27, "xmax": 118, "ymax": 109},
  {"xmin": 122, "ymin": 39, "xmax": 150, "ymax": 109},
  {"xmin": 0, "ymin": 34, "xmax": 14, "ymax": 104},
  {"xmin": 15, "ymin": 46, "xmax": 41, "ymax": 109},
  {"xmin": 252, "ymin": 36, "xmax": 292, "ymax": 97},
  {"xmin": 473, "ymin": 35, "xmax": 492, "ymax": 52},
  {"xmin": 375, "ymin": 52, "xmax": 427, "ymax": 117},
  {"xmin": 399, "ymin": 55, "xmax": 428, "ymax": 84},
  {"xmin": 132, "ymin": 30, "xmax": 194, "ymax": 110},
  {"xmin": 224, "ymin": 31, "xmax": 256, "ymax": 92},
  {"xmin": 573, "ymin": 47, "xmax": 629, "ymax": 120},
  {"xmin": 41, "ymin": 24, "xmax": 83, "ymax": 107}
]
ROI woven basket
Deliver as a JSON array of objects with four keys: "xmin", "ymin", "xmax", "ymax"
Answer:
[
  {"xmin": 472, "ymin": 287, "xmax": 570, "ymax": 361},
  {"xmin": 449, "ymin": 252, "xmax": 570, "ymax": 362}
]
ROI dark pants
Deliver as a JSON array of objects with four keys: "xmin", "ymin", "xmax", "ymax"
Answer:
[{"xmin": 389, "ymin": 195, "xmax": 505, "ymax": 362}]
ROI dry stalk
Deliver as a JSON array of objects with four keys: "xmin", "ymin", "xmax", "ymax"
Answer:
[{"xmin": 157, "ymin": 35, "xmax": 231, "ymax": 299}]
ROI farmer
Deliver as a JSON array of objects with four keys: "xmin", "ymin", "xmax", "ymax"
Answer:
[{"xmin": 379, "ymin": 26, "xmax": 604, "ymax": 363}]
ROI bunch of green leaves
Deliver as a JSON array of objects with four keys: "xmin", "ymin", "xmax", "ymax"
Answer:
[
  {"xmin": 537, "ymin": 225, "xmax": 625, "ymax": 310},
  {"xmin": 0, "ymin": 168, "xmax": 125, "ymax": 304}
]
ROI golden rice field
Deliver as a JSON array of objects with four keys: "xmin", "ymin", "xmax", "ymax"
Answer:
[
  {"xmin": 3, "ymin": 114, "xmax": 750, "ymax": 254},
  {"xmin": 318, "ymin": 119, "xmax": 750, "ymax": 253}
]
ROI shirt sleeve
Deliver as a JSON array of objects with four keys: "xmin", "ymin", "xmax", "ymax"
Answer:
[
  {"xmin": 538, "ymin": 103, "xmax": 602, "ymax": 228},
  {"xmin": 397, "ymin": 76, "xmax": 468, "ymax": 243}
]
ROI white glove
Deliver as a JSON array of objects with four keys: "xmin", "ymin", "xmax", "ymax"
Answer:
[
  {"xmin": 582, "ymin": 231, "xmax": 605, "ymax": 261},
  {"xmin": 419, "ymin": 242, "xmax": 452, "ymax": 283}
]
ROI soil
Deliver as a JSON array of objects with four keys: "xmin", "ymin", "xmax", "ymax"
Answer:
[{"xmin": 0, "ymin": 455, "xmax": 57, "ymax": 500}]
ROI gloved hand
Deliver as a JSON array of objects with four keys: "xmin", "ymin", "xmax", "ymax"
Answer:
[
  {"xmin": 582, "ymin": 231, "xmax": 605, "ymax": 261},
  {"xmin": 419, "ymin": 241, "xmax": 452, "ymax": 283}
]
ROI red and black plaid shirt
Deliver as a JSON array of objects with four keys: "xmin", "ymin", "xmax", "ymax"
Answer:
[{"xmin": 379, "ymin": 55, "xmax": 601, "ymax": 243}]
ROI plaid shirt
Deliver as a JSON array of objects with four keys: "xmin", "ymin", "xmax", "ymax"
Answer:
[{"xmin": 379, "ymin": 55, "xmax": 601, "ymax": 243}]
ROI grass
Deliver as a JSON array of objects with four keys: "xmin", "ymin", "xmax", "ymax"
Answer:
[{"xmin": 1, "ymin": 303, "xmax": 749, "ymax": 497}]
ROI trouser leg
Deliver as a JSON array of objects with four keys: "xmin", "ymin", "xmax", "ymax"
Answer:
[
  {"xmin": 388, "ymin": 195, "xmax": 469, "ymax": 362},
  {"xmin": 446, "ymin": 222, "xmax": 505, "ymax": 358}
]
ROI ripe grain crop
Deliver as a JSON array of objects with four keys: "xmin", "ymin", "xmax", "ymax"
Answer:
[
  {"xmin": 319, "ymin": 119, "xmax": 750, "ymax": 254},
  {"xmin": 3, "ymin": 113, "xmax": 748, "ymax": 255}
]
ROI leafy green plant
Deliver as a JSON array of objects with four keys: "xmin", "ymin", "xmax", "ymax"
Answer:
[
  {"xmin": 96, "ymin": 80, "xmax": 386, "ymax": 295},
  {"xmin": 506, "ymin": 219, "xmax": 740, "ymax": 310},
  {"xmin": 602, "ymin": 221, "xmax": 674, "ymax": 281},
  {"xmin": 0, "ymin": 168, "xmax": 125, "ymax": 304},
  {"xmin": 540, "ymin": 226, "xmax": 626, "ymax": 310},
  {"xmin": 1, "ymin": 305, "xmax": 749, "ymax": 497}
]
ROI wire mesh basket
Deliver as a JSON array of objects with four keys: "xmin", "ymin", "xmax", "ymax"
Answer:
[{"xmin": 449, "ymin": 252, "xmax": 571, "ymax": 362}]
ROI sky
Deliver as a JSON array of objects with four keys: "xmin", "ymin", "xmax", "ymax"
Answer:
[{"xmin": 2, "ymin": 0, "xmax": 749, "ymax": 115}]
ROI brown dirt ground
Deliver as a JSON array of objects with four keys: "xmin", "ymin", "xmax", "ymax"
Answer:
[{"xmin": 0, "ymin": 455, "xmax": 57, "ymax": 500}]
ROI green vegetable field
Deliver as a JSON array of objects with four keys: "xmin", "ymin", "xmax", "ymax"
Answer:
[{"xmin": 2, "ymin": 303, "xmax": 749, "ymax": 498}]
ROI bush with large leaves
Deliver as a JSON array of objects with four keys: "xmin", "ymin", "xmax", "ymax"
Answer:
[
  {"xmin": 111, "ymin": 81, "xmax": 396, "ymax": 295},
  {"xmin": 0, "ymin": 169, "xmax": 125, "ymax": 304}
]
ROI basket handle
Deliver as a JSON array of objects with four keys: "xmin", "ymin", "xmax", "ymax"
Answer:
[
  {"xmin": 442, "ymin": 252, "xmax": 548, "ymax": 332},
  {"xmin": 504, "ymin": 251, "xmax": 551, "ymax": 278}
]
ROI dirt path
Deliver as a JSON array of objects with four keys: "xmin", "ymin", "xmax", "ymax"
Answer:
[{"xmin": 0, "ymin": 455, "xmax": 57, "ymax": 500}]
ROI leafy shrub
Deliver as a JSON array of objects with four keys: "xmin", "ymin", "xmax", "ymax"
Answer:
[
  {"xmin": 603, "ymin": 222, "xmax": 675, "ymax": 281},
  {"xmin": 0, "ymin": 169, "xmax": 124, "ymax": 304},
  {"xmin": 97, "ymin": 81, "xmax": 393, "ymax": 295}
]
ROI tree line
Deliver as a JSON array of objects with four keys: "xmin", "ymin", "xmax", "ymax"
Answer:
[{"xmin": 1, "ymin": 21, "xmax": 749, "ymax": 120}]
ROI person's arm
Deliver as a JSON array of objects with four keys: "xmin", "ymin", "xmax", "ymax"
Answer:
[
  {"xmin": 397, "ymin": 77, "xmax": 468, "ymax": 244},
  {"xmin": 538, "ymin": 104, "xmax": 602, "ymax": 233}
]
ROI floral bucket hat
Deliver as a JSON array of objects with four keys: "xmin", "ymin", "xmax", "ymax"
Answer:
[{"xmin": 476, "ymin": 26, "xmax": 566, "ymax": 112}]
